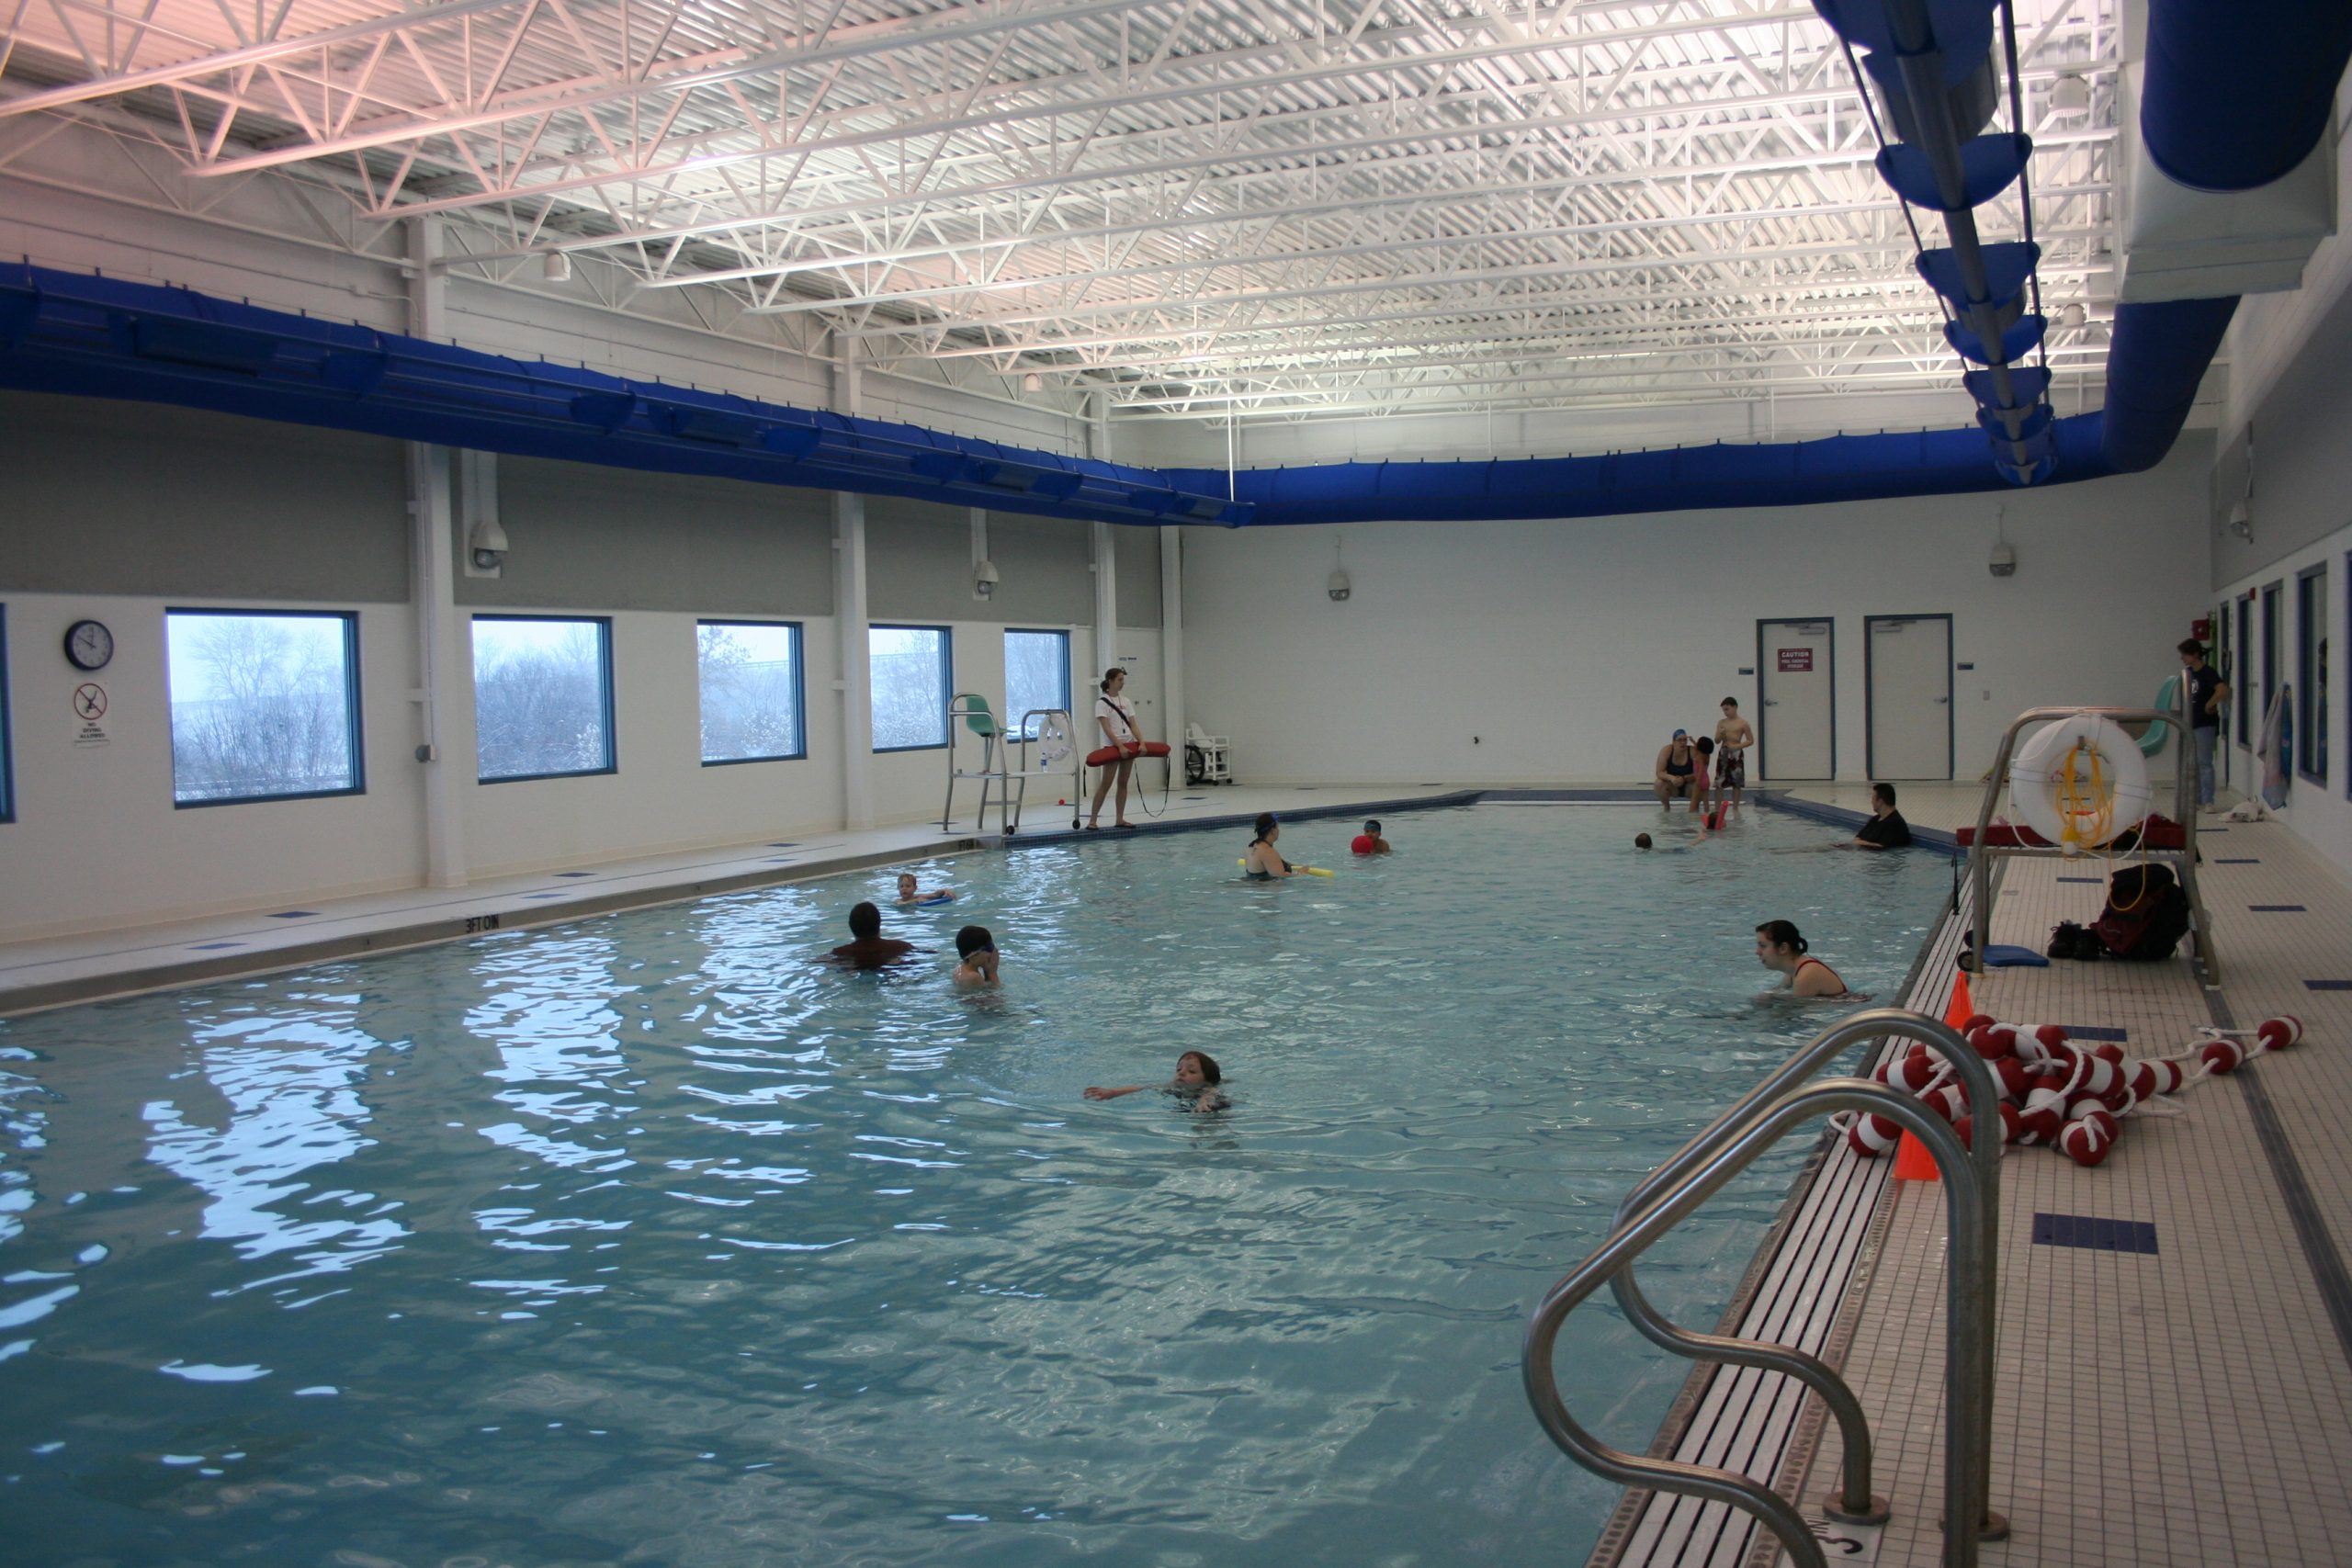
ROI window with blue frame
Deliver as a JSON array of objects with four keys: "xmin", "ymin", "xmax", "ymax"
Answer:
[
  {"xmin": 166, "ymin": 608, "xmax": 364, "ymax": 806},
  {"xmin": 2299, "ymin": 562, "xmax": 2328, "ymax": 784},
  {"xmin": 698, "ymin": 621, "xmax": 806, "ymax": 764},
  {"xmin": 473, "ymin": 615, "xmax": 616, "ymax": 782},
  {"xmin": 2236, "ymin": 593, "xmax": 2252, "ymax": 748},
  {"xmin": 870, "ymin": 626, "xmax": 952, "ymax": 750},
  {"xmin": 1003, "ymin": 629, "xmax": 1071, "ymax": 739}
]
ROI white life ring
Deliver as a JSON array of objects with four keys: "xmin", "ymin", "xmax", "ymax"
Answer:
[
  {"xmin": 2009, "ymin": 714, "xmax": 2153, "ymax": 854},
  {"xmin": 1035, "ymin": 710, "xmax": 1075, "ymax": 770}
]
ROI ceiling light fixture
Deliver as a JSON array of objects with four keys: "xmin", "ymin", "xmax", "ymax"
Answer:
[
  {"xmin": 2052, "ymin": 73, "xmax": 2091, "ymax": 115},
  {"xmin": 543, "ymin": 252, "xmax": 572, "ymax": 282}
]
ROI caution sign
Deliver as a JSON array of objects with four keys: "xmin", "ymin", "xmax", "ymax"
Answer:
[
  {"xmin": 1777, "ymin": 648, "xmax": 1815, "ymax": 672},
  {"xmin": 73, "ymin": 682, "xmax": 110, "ymax": 747}
]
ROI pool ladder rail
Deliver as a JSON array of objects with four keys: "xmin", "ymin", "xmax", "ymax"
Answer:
[
  {"xmin": 1523, "ymin": 1009, "xmax": 2005, "ymax": 1568},
  {"xmin": 1961, "ymin": 694, "xmax": 2216, "ymax": 985}
]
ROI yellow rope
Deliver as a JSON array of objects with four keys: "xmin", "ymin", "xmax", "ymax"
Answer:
[{"xmin": 2056, "ymin": 733, "xmax": 2153, "ymax": 908}]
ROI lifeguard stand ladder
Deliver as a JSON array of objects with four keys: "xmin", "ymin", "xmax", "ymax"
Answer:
[
  {"xmin": 1960, "ymin": 688, "xmax": 2218, "ymax": 985},
  {"xmin": 941, "ymin": 695, "xmax": 1080, "ymax": 836}
]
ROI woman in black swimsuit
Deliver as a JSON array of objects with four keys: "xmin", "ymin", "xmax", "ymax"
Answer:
[
  {"xmin": 1244, "ymin": 813, "xmax": 1294, "ymax": 878},
  {"xmin": 1654, "ymin": 730, "xmax": 1699, "ymax": 808}
]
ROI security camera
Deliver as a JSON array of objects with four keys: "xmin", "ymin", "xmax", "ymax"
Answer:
[
  {"xmin": 469, "ymin": 517, "xmax": 509, "ymax": 571},
  {"xmin": 974, "ymin": 558, "xmax": 1000, "ymax": 600},
  {"xmin": 1328, "ymin": 569, "xmax": 1352, "ymax": 602},
  {"xmin": 1987, "ymin": 542, "xmax": 2016, "ymax": 579}
]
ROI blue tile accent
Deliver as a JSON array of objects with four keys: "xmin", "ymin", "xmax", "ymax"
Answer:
[
  {"xmin": 2215, "ymin": 857, "xmax": 2260, "ymax": 863},
  {"xmin": 554, "ymin": 871, "xmax": 594, "ymax": 879},
  {"xmin": 2250, "ymin": 904, "xmax": 2308, "ymax": 913},
  {"xmin": 2064, "ymin": 1025, "xmax": 2130, "ymax": 1043},
  {"xmin": 2055, "ymin": 875, "xmax": 2102, "ymax": 884},
  {"xmin": 2199, "ymin": 827, "xmax": 2228, "ymax": 832},
  {"xmin": 2308, "ymin": 980, "xmax": 2352, "ymax": 992},
  {"xmin": 765, "ymin": 856, "xmax": 796, "ymax": 863},
  {"xmin": 527, "ymin": 893, "xmax": 564, "ymax": 899},
  {"xmin": 2032, "ymin": 1213, "xmax": 2158, "ymax": 1254},
  {"xmin": 268, "ymin": 910, "xmax": 319, "ymax": 919},
  {"xmin": 766, "ymin": 841, "xmax": 798, "ymax": 848},
  {"xmin": 189, "ymin": 941, "xmax": 245, "ymax": 951}
]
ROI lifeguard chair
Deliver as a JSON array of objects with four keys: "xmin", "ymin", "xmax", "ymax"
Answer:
[{"xmin": 942, "ymin": 694, "xmax": 1080, "ymax": 835}]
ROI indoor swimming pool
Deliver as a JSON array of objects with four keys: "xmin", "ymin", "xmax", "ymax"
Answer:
[{"xmin": 0, "ymin": 804, "xmax": 1952, "ymax": 1566}]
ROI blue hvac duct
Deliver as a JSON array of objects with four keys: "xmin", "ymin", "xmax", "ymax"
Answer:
[
  {"xmin": 0, "ymin": 264, "xmax": 1251, "ymax": 527},
  {"xmin": 2142, "ymin": 0, "xmax": 2352, "ymax": 193}
]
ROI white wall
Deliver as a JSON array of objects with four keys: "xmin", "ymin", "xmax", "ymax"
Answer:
[
  {"xmin": 0, "ymin": 592, "xmax": 426, "ymax": 939},
  {"xmin": 0, "ymin": 394, "xmax": 1124, "ymax": 941},
  {"xmin": 1177, "ymin": 437, "xmax": 2215, "ymax": 788}
]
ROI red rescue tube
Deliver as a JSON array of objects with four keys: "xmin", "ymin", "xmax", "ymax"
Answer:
[{"xmin": 1084, "ymin": 740, "xmax": 1172, "ymax": 767}]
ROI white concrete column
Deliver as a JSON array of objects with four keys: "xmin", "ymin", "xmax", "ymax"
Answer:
[
  {"xmin": 1091, "ymin": 520, "xmax": 1117, "ymax": 690},
  {"xmin": 404, "ymin": 217, "xmax": 467, "ymax": 887},
  {"xmin": 835, "ymin": 492, "xmax": 873, "ymax": 831},
  {"xmin": 407, "ymin": 440, "xmax": 468, "ymax": 887},
  {"xmin": 1159, "ymin": 525, "xmax": 1184, "ymax": 744}
]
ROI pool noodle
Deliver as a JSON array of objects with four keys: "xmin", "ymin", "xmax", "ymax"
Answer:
[{"xmin": 1238, "ymin": 859, "xmax": 1335, "ymax": 877}]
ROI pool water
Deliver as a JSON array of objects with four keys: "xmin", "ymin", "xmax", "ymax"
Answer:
[{"xmin": 0, "ymin": 804, "xmax": 1949, "ymax": 1566}]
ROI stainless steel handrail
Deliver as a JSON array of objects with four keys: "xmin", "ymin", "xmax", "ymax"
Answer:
[
  {"xmin": 1526, "ymin": 1080, "xmax": 1989, "ymax": 1568},
  {"xmin": 1961, "ymin": 690, "xmax": 2211, "ymax": 983},
  {"xmin": 1603, "ymin": 1010, "xmax": 1999, "ymax": 1528},
  {"xmin": 1525, "ymin": 1009, "xmax": 2001, "ymax": 1568}
]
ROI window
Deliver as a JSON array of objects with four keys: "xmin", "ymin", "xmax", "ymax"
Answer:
[
  {"xmin": 165, "ymin": 609, "xmax": 364, "ymax": 806},
  {"xmin": 473, "ymin": 615, "xmax": 615, "ymax": 782},
  {"xmin": 2300, "ymin": 563, "xmax": 2328, "ymax": 783},
  {"xmin": 1004, "ymin": 629, "xmax": 1071, "ymax": 738},
  {"xmin": 2236, "ymin": 593, "xmax": 2253, "ymax": 748},
  {"xmin": 2262, "ymin": 582, "xmax": 2281, "ymax": 743},
  {"xmin": 0, "ymin": 605, "xmax": 12, "ymax": 823},
  {"xmin": 698, "ymin": 621, "xmax": 805, "ymax": 764},
  {"xmin": 869, "ymin": 626, "xmax": 951, "ymax": 750}
]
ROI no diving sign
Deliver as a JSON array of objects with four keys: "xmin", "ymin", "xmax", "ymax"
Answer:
[{"xmin": 73, "ymin": 682, "xmax": 110, "ymax": 747}]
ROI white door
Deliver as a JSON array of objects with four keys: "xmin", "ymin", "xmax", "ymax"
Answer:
[
  {"xmin": 1758, "ymin": 619, "xmax": 1834, "ymax": 780},
  {"xmin": 1867, "ymin": 615, "xmax": 1953, "ymax": 779},
  {"xmin": 1111, "ymin": 639, "xmax": 1162, "ymax": 744}
]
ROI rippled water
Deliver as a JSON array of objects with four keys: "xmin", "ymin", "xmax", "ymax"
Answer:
[{"xmin": 0, "ymin": 804, "xmax": 1948, "ymax": 1566}]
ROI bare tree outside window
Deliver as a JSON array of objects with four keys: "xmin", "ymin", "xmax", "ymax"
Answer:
[
  {"xmin": 870, "ymin": 626, "xmax": 950, "ymax": 750},
  {"xmin": 699, "ymin": 622, "xmax": 804, "ymax": 762},
  {"xmin": 166, "ymin": 611, "xmax": 360, "ymax": 804},
  {"xmin": 474, "ymin": 617, "xmax": 614, "ymax": 781},
  {"xmin": 1004, "ymin": 630, "xmax": 1070, "ymax": 738}
]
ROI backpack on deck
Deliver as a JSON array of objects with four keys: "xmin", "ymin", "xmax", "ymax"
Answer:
[{"xmin": 2089, "ymin": 863, "xmax": 2190, "ymax": 962}]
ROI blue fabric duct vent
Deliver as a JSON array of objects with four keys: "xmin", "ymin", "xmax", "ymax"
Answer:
[
  {"xmin": 0, "ymin": 264, "xmax": 1251, "ymax": 529},
  {"xmin": 1814, "ymin": 0, "xmax": 2058, "ymax": 486}
]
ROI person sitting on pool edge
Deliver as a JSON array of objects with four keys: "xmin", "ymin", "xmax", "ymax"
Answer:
[
  {"xmin": 896, "ymin": 871, "xmax": 956, "ymax": 905},
  {"xmin": 1756, "ymin": 919, "xmax": 1847, "ymax": 997},
  {"xmin": 1084, "ymin": 1050, "xmax": 1226, "ymax": 1111},
  {"xmin": 1849, "ymin": 783, "xmax": 1912, "ymax": 851},
  {"xmin": 830, "ymin": 901, "xmax": 916, "ymax": 970},
  {"xmin": 1351, "ymin": 819, "xmax": 1391, "ymax": 855},
  {"xmin": 1246, "ymin": 813, "xmax": 1295, "ymax": 878},
  {"xmin": 1654, "ymin": 729, "xmax": 1700, "ymax": 808},
  {"xmin": 952, "ymin": 925, "xmax": 999, "ymax": 986}
]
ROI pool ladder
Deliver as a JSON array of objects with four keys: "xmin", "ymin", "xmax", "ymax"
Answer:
[{"xmin": 1522, "ymin": 1009, "xmax": 2004, "ymax": 1568}]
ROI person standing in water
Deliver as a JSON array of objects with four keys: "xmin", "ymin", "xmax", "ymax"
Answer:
[{"xmin": 1756, "ymin": 919, "xmax": 1847, "ymax": 997}]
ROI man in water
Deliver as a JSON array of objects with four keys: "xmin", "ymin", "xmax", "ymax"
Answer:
[
  {"xmin": 1351, "ymin": 819, "xmax": 1391, "ymax": 854},
  {"xmin": 829, "ymin": 901, "xmax": 916, "ymax": 969},
  {"xmin": 1850, "ymin": 783, "xmax": 1912, "ymax": 851}
]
